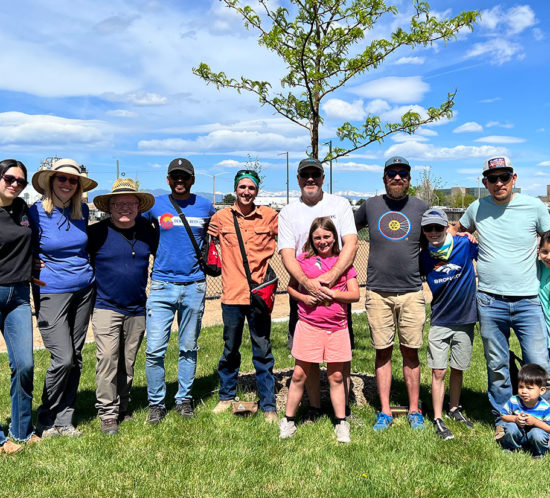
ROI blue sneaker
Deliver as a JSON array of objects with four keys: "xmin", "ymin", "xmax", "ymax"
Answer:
[
  {"xmin": 373, "ymin": 412, "xmax": 393, "ymax": 431},
  {"xmin": 408, "ymin": 411, "xmax": 425, "ymax": 430}
]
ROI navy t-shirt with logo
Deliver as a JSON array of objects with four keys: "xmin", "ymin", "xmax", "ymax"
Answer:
[
  {"xmin": 143, "ymin": 194, "xmax": 215, "ymax": 283},
  {"xmin": 354, "ymin": 195, "xmax": 428, "ymax": 292},
  {"xmin": 420, "ymin": 235, "xmax": 478, "ymax": 326}
]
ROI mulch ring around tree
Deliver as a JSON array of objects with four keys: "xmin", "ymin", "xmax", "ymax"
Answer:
[{"xmin": 235, "ymin": 368, "xmax": 378, "ymax": 414}]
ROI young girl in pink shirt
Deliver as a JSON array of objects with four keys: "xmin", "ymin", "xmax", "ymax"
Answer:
[{"xmin": 280, "ymin": 216, "xmax": 359, "ymax": 443}]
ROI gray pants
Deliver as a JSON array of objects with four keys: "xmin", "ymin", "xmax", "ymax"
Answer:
[
  {"xmin": 92, "ymin": 308, "xmax": 145, "ymax": 420},
  {"xmin": 36, "ymin": 285, "xmax": 94, "ymax": 427}
]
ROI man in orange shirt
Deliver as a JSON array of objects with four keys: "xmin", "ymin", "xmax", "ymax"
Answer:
[{"xmin": 208, "ymin": 169, "xmax": 278, "ymax": 422}]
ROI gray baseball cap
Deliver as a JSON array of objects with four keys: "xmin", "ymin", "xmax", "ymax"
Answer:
[
  {"xmin": 384, "ymin": 156, "xmax": 411, "ymax": 171},
  {"xmin": 421, "ymin": 207, "xmax": 448, "ymax": 226},
  {"xmin": 482, "ymin": 156, "xmax": 513, "ymax": 176}
]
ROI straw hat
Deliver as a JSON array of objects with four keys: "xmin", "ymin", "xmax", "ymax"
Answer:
[
  {"xmin": 93, "ymin": 178, "xmax": 155, "ymax": 214},
  {"xmin": 32, "ymin": 158, "xmax": 98, "ymax": 194}
]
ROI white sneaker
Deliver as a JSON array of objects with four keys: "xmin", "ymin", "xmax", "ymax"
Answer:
[
  {"xmin": 279, "ymin": 417, "xmax": 297, "ymax": 439},
  {"xmin": 334, "ymin": 420, "xmax": 351, "ymax": 443}
]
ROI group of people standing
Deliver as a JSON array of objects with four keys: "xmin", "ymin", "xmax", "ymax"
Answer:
[{"xmin": 1, "ymin": 152, "xmax": 550, "ymax": 454}]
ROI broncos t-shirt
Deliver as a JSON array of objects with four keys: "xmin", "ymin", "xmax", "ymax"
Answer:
[{"xmin": 420, "ymin": 235, "xmax": 478, "ymax": 326}]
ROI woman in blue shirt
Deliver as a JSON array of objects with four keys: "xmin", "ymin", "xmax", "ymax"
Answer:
[{"xmin": 29, "ymin": 158, "xmax": 97, "ymax": 437}]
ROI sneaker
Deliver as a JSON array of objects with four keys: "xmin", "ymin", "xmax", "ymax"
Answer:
[
  {"xmin": 264, "ymin": 411, "xmax": 278, "ymax": 424},
  {"xmin": 0, "ymin": 440, "xmax": 23, "ymax": 455},
  {"xmin": 212, "ymin": 400, "xmax": 233, "ymax": 414},
  {"xmin": 175, "ymin": 400, "xmax": 195, "ymax": 418},
  {"xmin": 446, "ymin": 406, "xmax": 474, "ymax": 428},
  {"xmin": 36, "ymin": 421, "xmax": 59, "ymax": 438},
  {"xmin": 147, "ymin": 405, "xmax": 167, "ymax": 425},
  {"xmin": 433, "ymin": 418, "xmax": 454, "ymax": 440},
  {"xmin": 334, "ymin": 420, "xmax": 351, "ymax": 443},
  {"xmin": 56, "ymin": 425, "xmax": 83, "ymax": 437},
  {"xmin": 373, "ymin": 412, "xmax": 393, "ymax": 431},
  {"xmin": 100, "ymin": 418, "xmax": 119, "ymax": 435},
  {"xmin": 279, "ymin": 417, "xmax": 297, "ymax": 439},
  {"xmin": 408, "ymin": 411, "xmax": 425, "ymax": 430}
]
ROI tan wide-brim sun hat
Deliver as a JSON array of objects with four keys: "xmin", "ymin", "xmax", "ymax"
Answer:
[
  {"xmin": 32, "ymin": 158, "xmax": 98, "ymax": 195},
  {"xmin": 93, "ymin": 178, "xmax": 155, "ymax": 214}
]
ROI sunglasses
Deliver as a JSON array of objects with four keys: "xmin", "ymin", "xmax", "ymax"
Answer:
[
  {"xmin": 422, "ymin": 224, "xmax": 445, "ymax": 233},
  {"xmin": 299, "ymin": 169, "xmax": 323, "ymax": 179},
  {"xmin": 111, "ymin": 201, "xmax": 139, "ymax": 209},
  {"xmin": 169, "ymin": 172, "xmax": 192, "ymax": 182},
  {"xmin": 55, "ymin": 175, "xmax": 79, "ymax": 185},
  {"xmin": 2, "ymin": 174, "xmax": 28, "ymax": 188},
  {"xmin": 485, "ymin": 172, "xmax": 513, "ymax": 184},
  {"xmin": 385, "ymin": 170, "xmax": 410, "ymax": 179},
  {"xmin": 235, "ymin": 169, "xmax": 260, "ymax": 180}
]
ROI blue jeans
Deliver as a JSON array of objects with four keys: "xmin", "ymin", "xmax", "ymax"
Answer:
[
  {"xmin": 145, "ymin": 280, "xmax": 206, "ymax": 406},
  {"xmin": 499, "ymin": 422, "xmax": 549, "ymax": 456},
  {"xmin": 477, "ymin": 291, "xmax": 550, "ymax": 414},
  {"xmin": 0, "ymin": 283, "xmax": 34, "ymax": 443},
  {"xmin": 218, "ymin": 304, "xmax": 275, "ymax": 412}
]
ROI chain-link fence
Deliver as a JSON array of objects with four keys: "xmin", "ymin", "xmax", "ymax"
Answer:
[{"xmin": 205, "ymin": 231, "xmax": 370, "ymax": 299}]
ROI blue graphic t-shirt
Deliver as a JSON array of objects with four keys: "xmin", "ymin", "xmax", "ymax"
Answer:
[
  {"xmin": 143, "ymin": 194, "xmax": 215, "ymax": 283},
  {"xmin": 420, "ymin": 235, "xmax": 478, "ymax": 326},
  {"xmin": 354, "ymin": 194, "xmax": 428, "ymax": 292}
]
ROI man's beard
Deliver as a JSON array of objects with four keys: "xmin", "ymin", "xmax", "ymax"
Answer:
[{"xmin": 385, "ymin": 182, "xmax": 408, "ymax": 200}]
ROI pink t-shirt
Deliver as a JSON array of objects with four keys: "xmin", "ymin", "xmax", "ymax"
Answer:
[{"xmin": 296, "ymin": 252, "xmax": 357, "ymax": 331}]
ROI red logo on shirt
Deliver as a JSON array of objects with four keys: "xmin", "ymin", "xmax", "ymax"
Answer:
[{"xmin": 159, "ymin": 213, "xmax": 174, "ymax": 229}]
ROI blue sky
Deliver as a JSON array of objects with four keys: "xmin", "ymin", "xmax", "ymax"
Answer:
[{"xmin": 1, "ymin": 0, "xmax": 549, "ymax": 198}]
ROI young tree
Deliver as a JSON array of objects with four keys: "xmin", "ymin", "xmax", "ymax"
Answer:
[
  {"xmin": 222, "ymin": 193, "xmax": 237, "ymax": 204},
  {"xmin": 243, "ymin": 153, "xmax": 265, "ymax": 186},
  {"xmin": 412, "ymin": 167, "xmax": 444, "ymax": 206},
  {"xmin": 193, "ymin": 0, "xmax": 478, "ymax": 160}
]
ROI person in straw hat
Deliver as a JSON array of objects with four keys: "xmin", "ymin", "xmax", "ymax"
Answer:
[
  {"xmin": 28, "ymin": 158, "xmax": 97, "ymax": 437},
  {"xmin": 88, "ymin": 178, "xmax": 157, "ymax": 435}
]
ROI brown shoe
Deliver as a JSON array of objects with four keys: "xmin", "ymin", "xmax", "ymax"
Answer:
[
  {"xmin": 26, "ymin": 434, "xmax": 42, "ymax": 445},
  {"xmin": 100, "ymin": 419, "xmax": 119, "ymax": 435},
  {"xmin": 212, "ymin": 400, "xmax": 234, "ymax": 414},
  {"xmin": 0, "ymin": 440, "xmax": 23, "ymax": 455},
  {"xmin": 264, "ymin": 411, "xmax": 278, "ymax": 424},
  {"xmin": 494, "ymin": 425, "xmax": 505, "ymax": 441}
]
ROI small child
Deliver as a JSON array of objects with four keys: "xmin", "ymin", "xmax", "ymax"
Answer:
[
  {"xmin": 279, "ymin": 217, "xmax": 359, "ymax": 443},
  {"xmin": 537, "ymin": 231, "xmax": 550, "ymax": 353},
  {"xmin": 499, "ymin": 363, "xmax": 550, "ymax": 458},
  {"xmin": 419, "ymin": 207, "xmax": 478, "ymax": 440}
]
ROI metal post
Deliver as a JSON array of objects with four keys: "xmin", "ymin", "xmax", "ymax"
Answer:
[
  {"xmin": 322, "ymin": 140, "xmax": 333, "ymax": 194},
  {"xmin": 278, "ymin": 152, "xmax": 290, "ymax": 204},
  {"xmin": 116, "ymin": 159, "xmax": 119, "ymax": 179},
  {"xmin": 213, "ymin": 175, "xmax": 216, "ymax": 205}
]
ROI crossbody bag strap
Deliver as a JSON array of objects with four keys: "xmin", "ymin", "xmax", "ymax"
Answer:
[
  {"xmin": 168, "ymin": 194, "xmax": 206, "ymax": 270},
  {"xmin": 232, "ymin": 211, "xmax": 254, "ymax": 290}
]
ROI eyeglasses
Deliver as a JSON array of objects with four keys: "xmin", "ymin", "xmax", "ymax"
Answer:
[
  {"xmin": 55, "ymin": 175, "xmax": 79, "ymax": 185},
  {"xmin": 299, "ymin": 169, "xmax": 323, "ymax": 179},
  {"xmin": 485, "ymin": 172, "xmax": 513, "ymax": 184},
  {"xmin": 2, "ymin": 174, "xmax": 28, "ymax": 188},
  {"xmin": 169, "ymin": 172, "xmax": 192, "ymax": 182},
  {"xmin": 235, "ymin": 169, "xmax": 260, "ymax": 180},
  {"xmin": 385, "ymin": 170, "xmax": 410, "ymax": 179},
  {"xmin": 111, "ymin": 201, "xmax": 139, "ymax": 209},
  {"xmin": 422, "ymin": 224, "xmax": 445, "ymax": 233}
]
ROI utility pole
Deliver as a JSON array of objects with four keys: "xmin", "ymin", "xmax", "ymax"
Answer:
[
  {"xmin": 116, "ymin": 159, "xmax": 120, "ymax": 179},
  {"xmin": 278, "ymin": 152, "xmax": 289, "ymax": 204},
  {"xmin": 323, "ymin": 140, "xmax": 333, "ymax": 194},
  {"xmin": 197, "ymin": 172, "xmax": 227, "ymax": 205}
]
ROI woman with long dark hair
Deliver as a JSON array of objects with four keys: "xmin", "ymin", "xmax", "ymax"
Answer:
[{"xmin": 0, "ymin": 159, "xmax": 39, "ymax": 454}]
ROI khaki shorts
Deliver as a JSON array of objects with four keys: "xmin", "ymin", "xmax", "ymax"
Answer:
[{"xmin": 366, "ymin": 289, "xmax": 426, "ymax": 349}]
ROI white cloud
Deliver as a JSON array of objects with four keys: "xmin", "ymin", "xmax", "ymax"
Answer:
[
  {"xmin": 486, "ymin": 121, "xmax": 514, "ymax": 129},
  {"xmin": 479, "ymin": 97, "xmax": 501, "ymax": 104},
  {"xmin": 322, "ymin": 98, "xmax": 365, "ymax": 121},
  {"xmin": 380, "ymin": 104, "xmax": 428, "ymax": 123},
  {"xmin": 393, "ymin": 56, "xmax": 425, "ymax": 65},
  {"xmin": 457, "ymin": 168, "xmax": 481, "ymax": 174},
  {"xmin": 334, "ymin": 161, "xmax": 383, "ymax": 172},
  {"xmin": 104, "ymin": 92, "xmax": 168, "ymax": 106},
  {"xmin": 364, "ymin": 99, "xmax": 391, "ymax": 114},
  {"xmin": 0, "ymin": 111, "xmax": 111, "ymax": 147},
  {"xmin": 533, "ymin": 28, "xmax": 544, "ymax": 41},
  {"xmin": 466, "ymin": 39, "xmax": 523, "ymax": 65},
  {"xmin": 106, "ymin": 109, "xmax": 138, "ymax": 118},
  {"xmin": 215, "ymin": 159, "xmax": 242, "ymax": 168},
  {"xmin": 480, "ymin": 5, "xmax": 537, "ymax": 35},
  {"xmin": 537, "ymin": 161, "xmax": 550, "ymax": 167},
  {"xmin": 417, "ymin": 128, "xmax": 438, "ymax": 137},
  {"xmin": 390, "ymin": 133, "xmax": 428, "ymax": 143},
  {"xmin": 474, "ymin": 135, "xmax": 526, "ymax": 144},
  {"xmin": 535, "ymin": 171, "xmax": 549, "ymax": 177},
  {"xmin": 350, "ymin": 77, "xmax": 430, "ymax": 104},
  {"xmin": 138, "ymin": 129, "xmax": 309, "ymax": 154},
  {"xmin": 453, "ymin": 122, "xmax": 483, "ymax": 133},
  {"xmin": 386, "ymin": 141, "xmax": 507, "ymax": 161}
]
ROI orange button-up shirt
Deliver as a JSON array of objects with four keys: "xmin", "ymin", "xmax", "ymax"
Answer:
[{"xmin": 209, "ymin": 203, "xmax": 278, "ymax": 305}]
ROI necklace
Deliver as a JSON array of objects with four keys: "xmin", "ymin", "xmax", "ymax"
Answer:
[{"xmin": 115, "ymin": 227, "xmax": 137, "ymax": 258}]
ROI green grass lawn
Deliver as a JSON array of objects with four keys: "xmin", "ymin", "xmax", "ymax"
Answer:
[{"xmin": 1, "ymin": 313, "xmax": 549, "ymax": 497}]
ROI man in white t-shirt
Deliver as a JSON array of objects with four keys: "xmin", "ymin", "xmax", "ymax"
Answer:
[
  {"xmin": 279, "ymin": 158, "xmax": 358, "ymax": 416},
  {"xmin": 454, "ymin": 155, "xmax": 550, "ymax": 423}
]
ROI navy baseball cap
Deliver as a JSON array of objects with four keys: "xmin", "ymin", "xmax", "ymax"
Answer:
[{"xmin": 384, "ymin": 156, "xmax": 411, "ymax": 171}]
